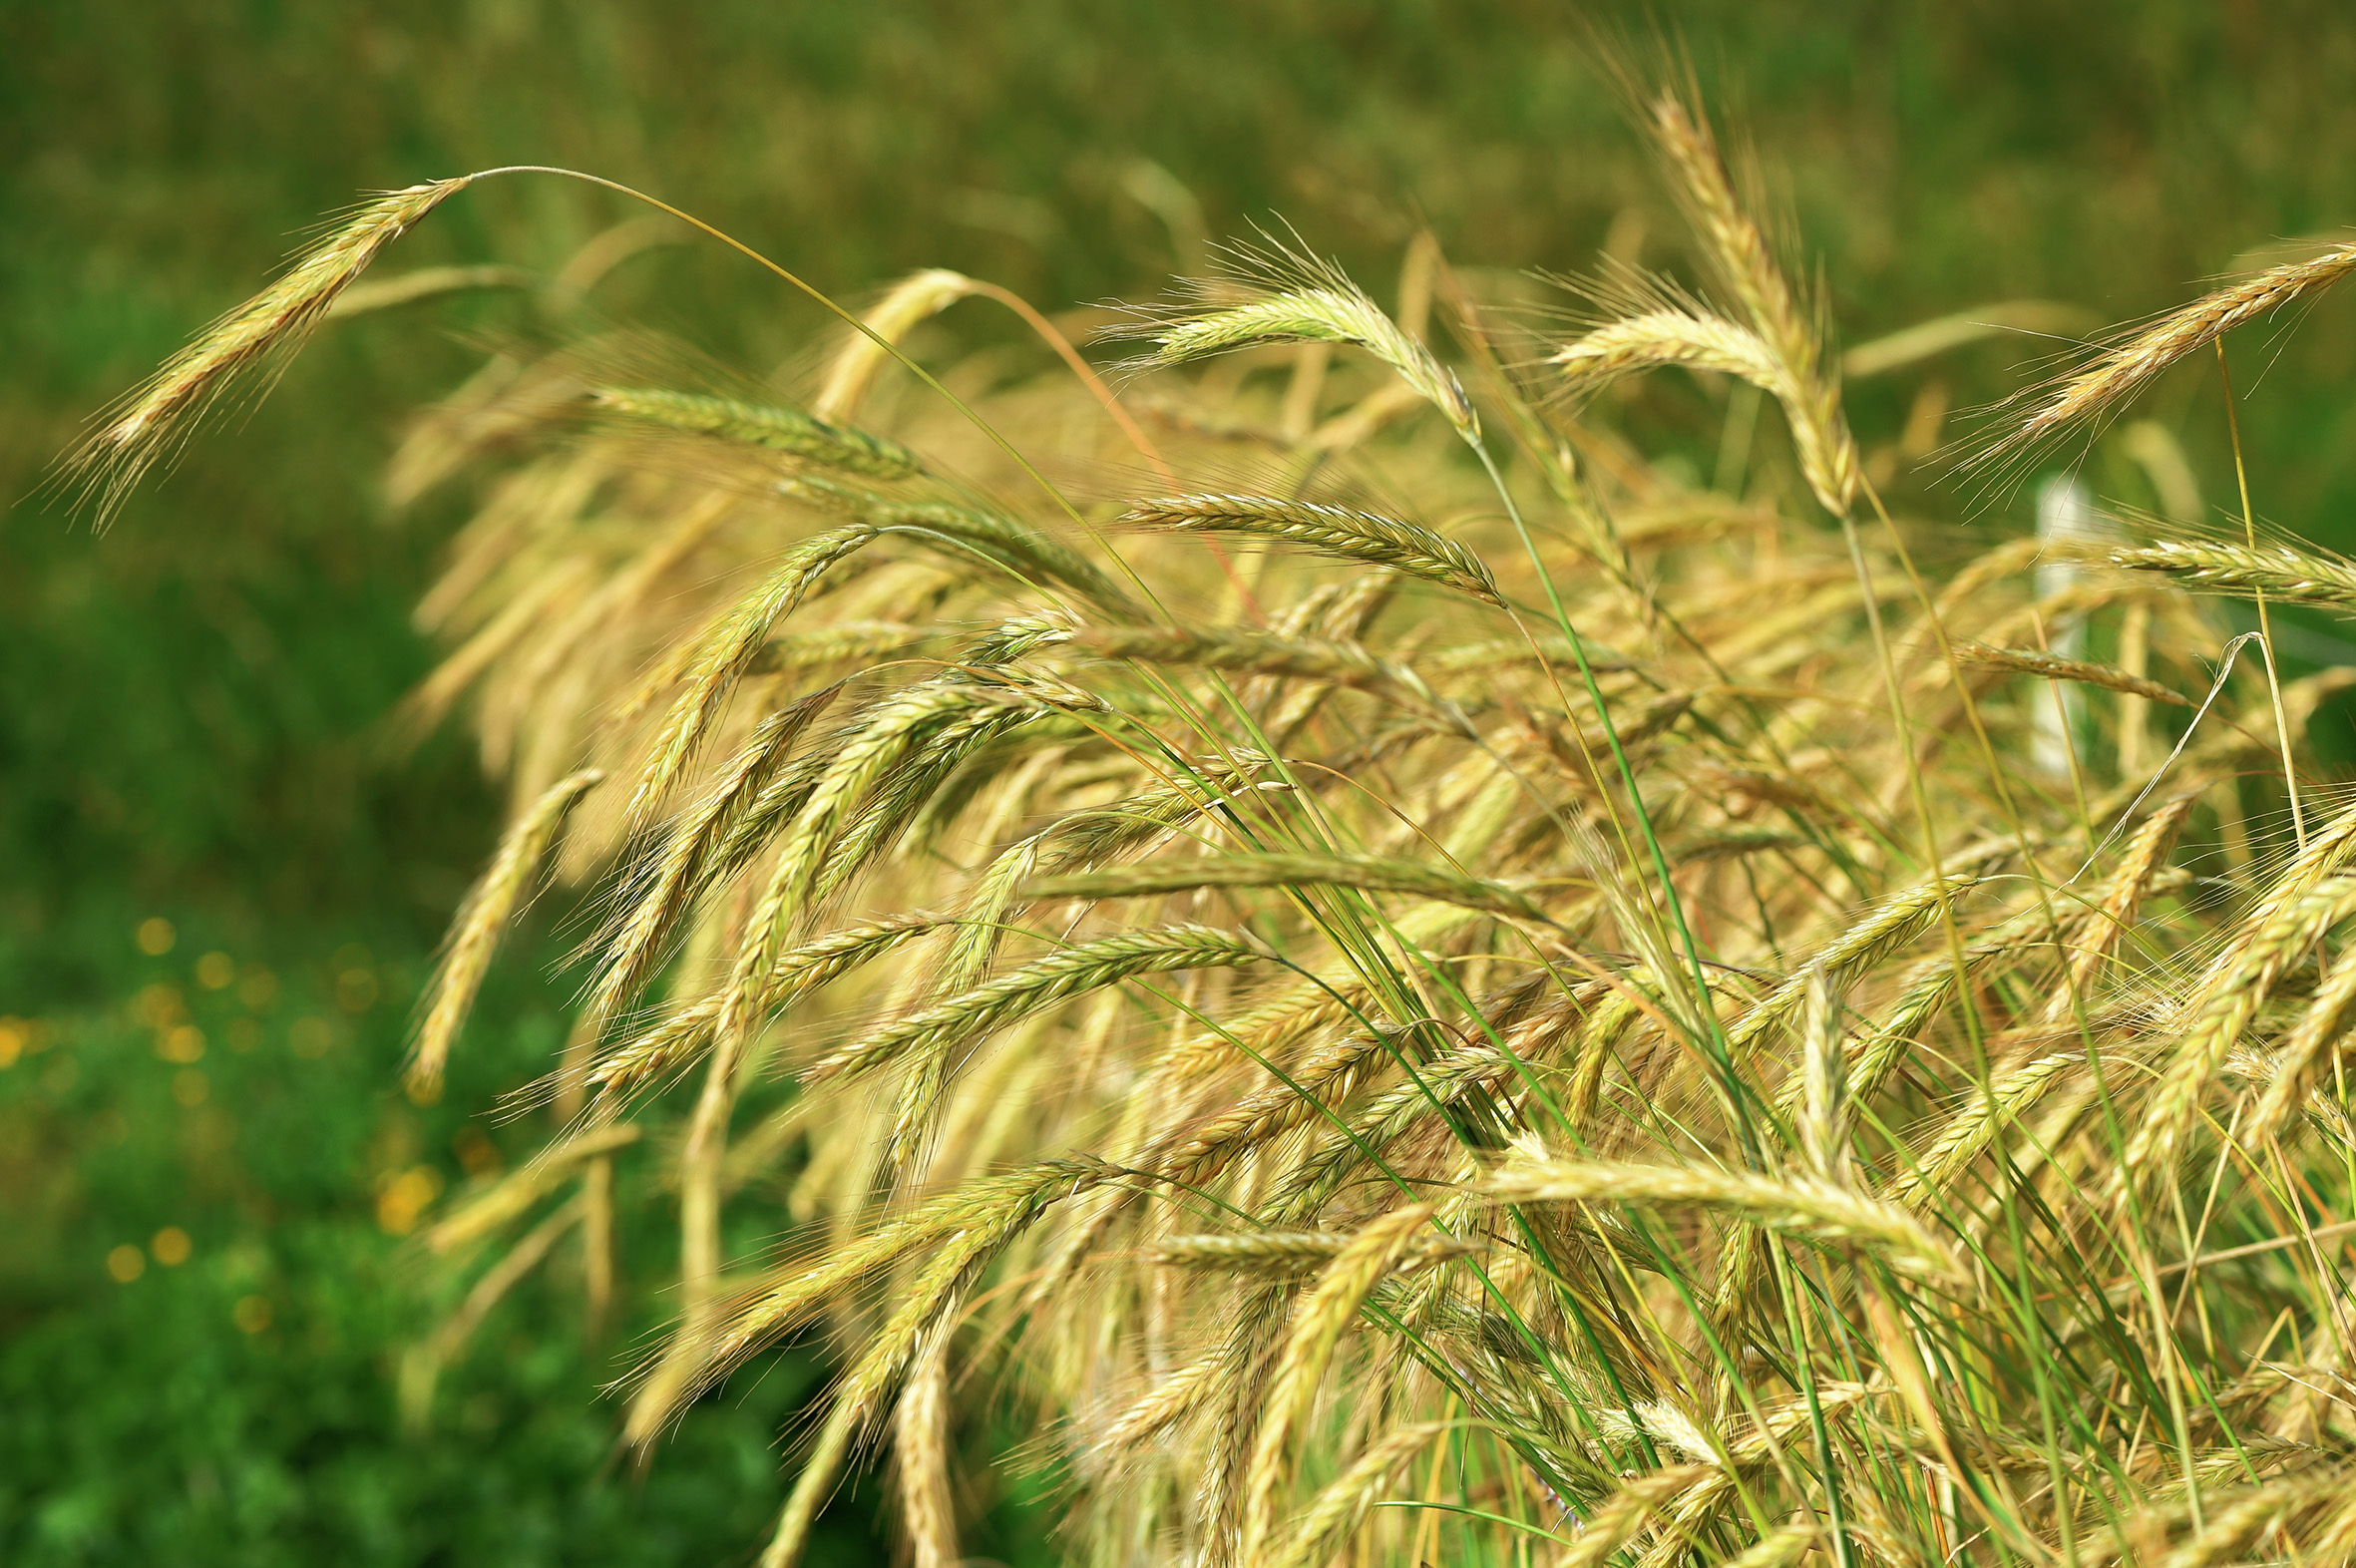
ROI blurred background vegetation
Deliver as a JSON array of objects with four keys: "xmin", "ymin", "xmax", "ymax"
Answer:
[{"xmin": 9, "ymin": 1, "xmax": 2356, "ymax": 1561}]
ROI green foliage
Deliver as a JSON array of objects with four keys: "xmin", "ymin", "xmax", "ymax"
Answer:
[
  {"xmin": 0, "ymin": 1216, "xmax": 854, "ymax": 1566},
  {"xmin": 0, "ymin": 921, "xmax": 905, "ymax": 1565}
]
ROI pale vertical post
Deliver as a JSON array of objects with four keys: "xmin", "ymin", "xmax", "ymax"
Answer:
[{"xmin": 2034, "ymin": 476, "xmax": 2107, "ymax": 776}]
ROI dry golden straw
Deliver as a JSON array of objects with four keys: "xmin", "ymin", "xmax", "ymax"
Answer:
[{"xmin": 74, "ymin": 100, "xmax": 2356, "ymax": 1568}]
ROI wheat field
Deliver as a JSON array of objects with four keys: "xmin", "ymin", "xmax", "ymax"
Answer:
[{"xmin": 73, "ymin": 74, "xmax": 2356, "ymax": 1568}]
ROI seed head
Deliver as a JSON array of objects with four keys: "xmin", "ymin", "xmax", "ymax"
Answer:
[{"xmin": 66, "ymin": 178, "xmax": 476, "ymax": 525}]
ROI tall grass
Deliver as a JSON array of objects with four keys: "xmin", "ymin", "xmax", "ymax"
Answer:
[{"xmin": 78, "ymin": 77, "xmax": 2356, "ymax": 1568}]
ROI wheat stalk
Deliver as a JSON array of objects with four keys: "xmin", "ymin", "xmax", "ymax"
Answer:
[
  {"xmin": 2107, "ymin": 539, "xmax": 2356, "ymax": 610},
  {"xmin": 1237, "ymin": 1204, "xmax": 1435, "ymax": 1566},
  {"xmin": 1262, "ymin": 1420, "xmax": 1456, "ymax": 1568},
  {"xmin": 627, "ymin": 527, "xmax": 884, "ymax": 825},
  {"xmin": 1996, "ymin": 243, "xmax": 2356, "ymax": 457},
  {"xmin": 1119, "ymin": 493, "xmax": 1501, "ymax": 603},
  {"xmin": 1948, "ymin": 639, "xmax": 2190, "ymax": 706},
  {"xmin": 588, "ymin": 688, "xmax": 843, "ymax": 1030},
  {"xmin": 1648, "ymin": 91, "xmax": 1857, "ymax": 515},
  {"xmin": 1489, "ymin": 1156, "xmax": 1962, "ymax": 1281},
  {"xmin": 1724, "ymin": 876, "xmax": 1974, "ymax": 1055},
  {"xmin": 406, "ymin": 767, "xmax": 602, "ymax": 1097},
  {"xmin": 2127, "ymin": 874, "xmax": 2356, "ymax": 1195},
  {"xmin": 589, "ymin": 386, "xmax": 922, "ymax": 476},
  {"xmin": 807, "ymin": 924, "xmax": 1268, "ymax": 1177},
  {"xmin": 1148, "ymin": 1229, "xmax": 1477, "ymax": 1277},
  {"xmin": 813, "ymin": 267, "xmax": 979, "ymax": 422},
  {"xmin": 1025, "ymin": 850, "xmax": 1552, "ymax": 925},
  {"xmin": 1552, "ymin": 306, "xmax": 1792, "ymax": 394},
  {"xmin": 1118, "ymin": 237, "xmax": 1478, "ymax": 443},
  {"xmin": 66, "ymin": 178, "xmax": 477, "ymax": 523},
  {"xmin": 587, "ymin": 910, "xmax": 949, "ymax": 1100}
]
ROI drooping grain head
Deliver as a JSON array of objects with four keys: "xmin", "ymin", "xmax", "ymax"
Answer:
[
  {"xmin": 1551, "ymin": 307, "xmax": 1791, "ymax": 394},
  {"xmin": 63, "ymin": 178, "xmax": 476, "ymax": 526},
  {"xmin": 1643, "ymin": 90, "xmax": 1858, "ymax": 514},
  {"xmin": 1646, "ymin": 93, "xmax": 1811, "ymax": 376},
  {"xmin": 1975, "ymin": 241, "xmax": 2356, "ymax": 472},
  {"xmin": 588, "ymin": 386, "xmax": 925, "ymax": 477},
  {"xmin": 1113, "ymin": 236, "xmax": 1479, "ymax": 445},
  {"xmin": 1117, "ymin": 494, "xmax": 1501, "ymax": 603}
]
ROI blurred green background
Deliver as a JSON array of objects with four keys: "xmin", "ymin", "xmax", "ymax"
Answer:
[{"xmin": 9, "ymin": 2, "xmax": 2356, "ymax": 1562}]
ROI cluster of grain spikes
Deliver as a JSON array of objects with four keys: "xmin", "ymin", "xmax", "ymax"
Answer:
[{"xmin": 74, "ymin": 91, "xmax": 2356, "ymax": 1568}]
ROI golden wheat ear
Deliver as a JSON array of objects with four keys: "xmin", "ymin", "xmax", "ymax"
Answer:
[
  {"xmin": 1974, "ymin": 239, "xmax": 2356, "ymax": 475},
  {"xmin": 1108, "ymin": 227, "xmax": 1479, "ymax": 444},
  {"xmin": 61, "ymin": 163, "xmax": 918, "ymax": 530},
  {"xmin": 1116, "ymin": 493, "xmax": 1502, "ymax": 603},
  {"xmin": 1643, "ymin": 89, "xmax": 1858, "ymax": 517},
  {"xmin": 406, "ymin": 766, "xmax": 603, "ymax": 1101},
  {"xmin": 60, "ymin": 178, "xmax": 478, "ymax": 526}
]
